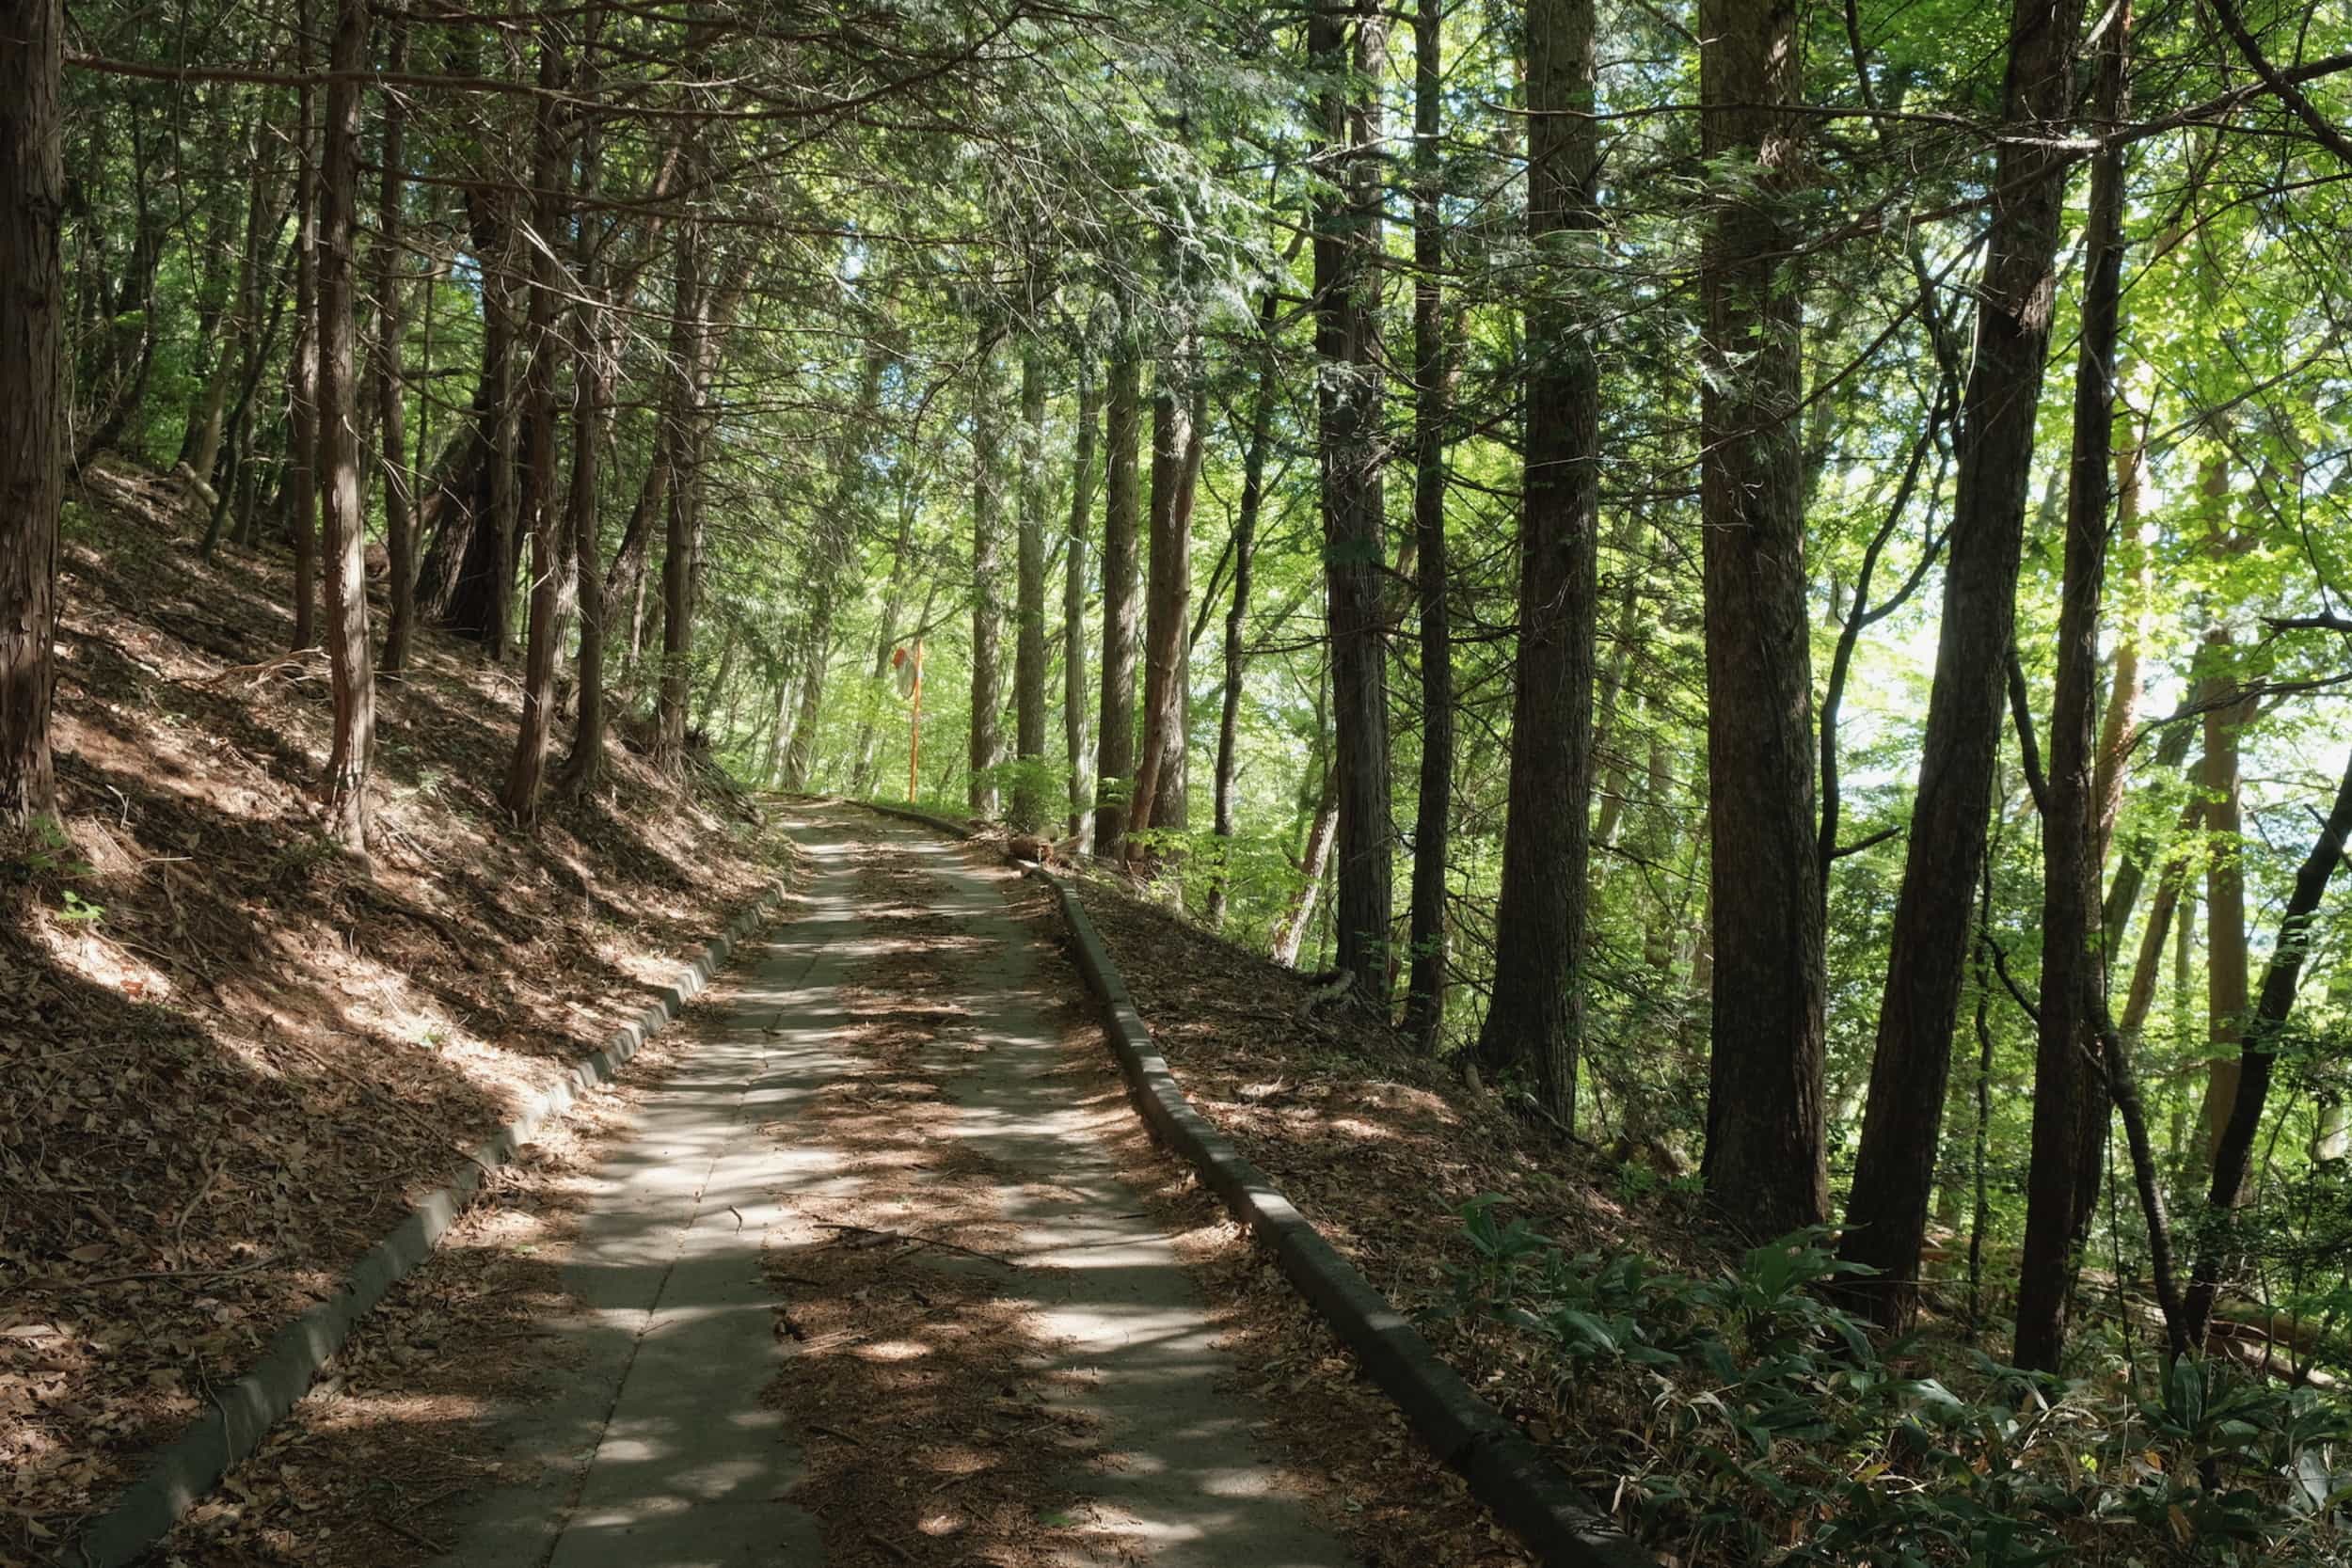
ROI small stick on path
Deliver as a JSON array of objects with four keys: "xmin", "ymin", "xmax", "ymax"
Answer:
[{"xmin": 814, "ymin": 1220, "xmax": 1019, "ymax": 1269}]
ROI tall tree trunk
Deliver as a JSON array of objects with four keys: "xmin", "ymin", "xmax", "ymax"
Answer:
[
  {"xmin": 200, "ymin": 134, "xmax": 286, "ymax": 558},
  {"xmin": 1273, "ymin": 767, "xmax": 1341, "ymax": 969},
  {"xmin": 1211, "ymin": 297, "xmax": 1279, "ymax": 930},
  {"xmin": 2090, "ymin": 418, "xmax": 2149, "ymax": 856},
  {"xmin": 1131, "ymin": 355, "xmax": 1200, "ymax": 841},
  {"xmin": 1064, "ymin": 364, "xmax": 1101, "ymax": 847},
  {"xmin": 375, "ymin": 16, "xmax": 416, "ymax": 676},
  {"xmin": 1696, "ymin": 0, "xmax": 1824, "ymax": 1239},
  {"xmin": 969, "ymin": 323, "xmax": 1009, "ymax": 817},
  {"xmin": 653, "ymin": 229, "xmax": 710, "ymax": 770},
  {"xmin": 1591, "ymin": 514, "xmax": 1649, "ymax": 852},
  {"xmin": 1093, "ymin": 322, "xmax": 1143, "ymax": 854},
  {"xmin": 2183, "ymin": 751, "xmax": 2352, "ymax": 1345},
  {"xmin": 851, "ymin": 489, "xmax": 919, "ymax": 800},
  {"xmin": 787, "ymin": 329, "xmax": 892, "ymax": 791},
  {"xmin": 2014, "ymin": 0, "xmax": 2132, "ymax": 1372},
  {"xmin": 1402, "ymin": 0, "xmax": 1453, "ymax": 1045},
  {"xmin": 0, "ymin": 0, "xmax": 62, "ymax": 825},
  {"xmin": 316, "ymin": 0, "xmax": 375, "ymax": 851},
  {"xmin": 287, "ymin": 10, "xmax": 321, "ymax": 652},
  {"xmin": 177, "ymin": 122, "xmax": 251, "ymax": 484},
  {"xmin": 1012, "ymin": 341, "xmax": 1051, "ymax": 832},
  {"xmin": 1837, "ymin": 0, "xmax": 2086, "ymax": 1318},
  {"xmin": 1473, "ymin": 0, "xmax": 1597, "ymax": 1115},
  {"xmin": 2120, "ymin": 798, "xmax": 2201, "ymax": 1040},
  {"xmin": 502, "ymin": 27, "xmax": 571, "ymax": 824},
  {"xmin": 556, "ymin": 49, "xmax": 612, "ymax": 797},
  {"xmin": 2103, "ymin": 721, "xmax": 2197, "ymax": 958},
  {"xmin": 609, "ymin": 430, "xmax": 671, "ymax": 663},
  {"xmin": 1312, "ymin": 0, "xmax": 1394, "ymax": 1003},
  {"xmin": 2198, "ymin": 625, "xmax": 2257, "ymax": 1163}
]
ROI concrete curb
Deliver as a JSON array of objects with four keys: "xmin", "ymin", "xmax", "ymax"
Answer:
[
  {"xmin": 850, "ymin": 800, "xmax": 1654, "ymax": 1568},
  {"xmin": 61, "ymin": 881, "xmax": 790, "ymax": 1568}
]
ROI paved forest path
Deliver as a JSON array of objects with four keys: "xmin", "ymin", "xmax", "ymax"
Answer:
[{"xmin": 436, "ymin": 803, "xmax": 1353, "ymax": 1568}]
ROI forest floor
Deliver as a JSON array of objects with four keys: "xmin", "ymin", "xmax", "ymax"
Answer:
[
  {"xmin": 1056, "ymin": 861, "xmax": 1721, "ymax": 1542},
  {"xmin": 2, "ymin": 459, "xmax": 1721, "ymax": 1568},
  {"xmin": 1, "ymin": 461, "xmax": 784, "ymax": 1563}
]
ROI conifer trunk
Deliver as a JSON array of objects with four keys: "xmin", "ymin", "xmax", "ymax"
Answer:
[
  {"xmin": 316, "ymin": 0, "xmax": 375, "ymax": 850},
  {"xmin": 1064, "ymin": 366, "xmax": 1101, "ymax": 847},
  {"xmin": 502, "ymin": 30, "xmax": 571, "ymax": 824},
  {"xmin": 969, "ymin": 324, "xmax": 1009, "ymax": 817},
  {"xmin": 1402, "ymin": 0, "xmax": 1454, "ymax": 1043},
  {"xmin": 0, "ymin": 0, "xmax": 63, "ymax": 824},
  {"xmin": 1697, "ymin": 0, "xmax": 1824, "ymax": 1237},
  {"xmin": 374, "ymin": 16, "xmax": 416, "ymax": 676},
  {"xmin": 1312, "ymin": 0, "xmax": 1393, "ymax": 1002},
  {"xmin": 1473, "ymin": 0, "xmax": 1598, "ymax": 1115},
  {"xmin": 1094, "ymin": 323, "xmax": 1143, "ymax": 855},
  {"xmin": 1012, "ymin": 343, "xmax": 1051, "ymax": 832}
]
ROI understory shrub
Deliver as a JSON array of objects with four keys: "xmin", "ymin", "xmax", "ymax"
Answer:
[{"xmin": 1440, "ymin": 1202, "xmax": 2352, "ymax": 1565}]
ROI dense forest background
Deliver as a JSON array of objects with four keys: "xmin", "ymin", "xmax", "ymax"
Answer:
[{"xmin": 6, "ymin": 0, "xmax": 2352, "ymax": 1557}]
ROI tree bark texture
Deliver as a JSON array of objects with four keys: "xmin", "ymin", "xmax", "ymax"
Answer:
[
  {"xmin": 315, "ymin": 0, "xmax": 376, "ymax": 851},
  {"xmin": 374, "ymin": 15, "xmax": 417, "ymax": 676},
  {"xmin": 1472, "ymin": 0, "xmax": 1599, "ymax": 1117},
  {"xmin": 1696, "ymin": 0, "xmax": 1826, "ymax": 1239},
  {"xmin": 501, "ymin": 29, "xmax": 571, "ymax": 825},
  {"xmin": 1064, "ymin": 364, "xmax": 1101, "ymax": 847},
  {"xmin": 1312, "ymin": 0, "xmax": 1394, "ymax": 1002},
  {"xmin": 1838, "ymin": 0, "xmax": 2086, "ymax": 1318},
  {"xmin": 0, "ymin": 0, "xmax": 63, "ymax": 824},
  {"xmin": 1093, "ymin": 324, "xmax": 1143, "ymax": 855},
  {"xmin": 2014, "ymin": 0, "xmax": 2131, "ymax": 1372},
  {"xmin": 1012, "ymin": 341, "xmax": 1051, "ymax": 832},
  {"xmin": 1402, "ymin": 0, "xmax": 1454, "ymax": 1045},
  {"xmin": 969, "ymin": 325, "xmax": 1009, "ymax": 816},
  {"xmin": 1131, "ymin": 356, "xmax": 1200, "ymax": 841}
]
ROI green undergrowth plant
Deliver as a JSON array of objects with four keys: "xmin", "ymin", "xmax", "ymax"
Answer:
[{"xmin": 1439, "ymin": 1199, "xmax": 2352, "ymax": 1565}]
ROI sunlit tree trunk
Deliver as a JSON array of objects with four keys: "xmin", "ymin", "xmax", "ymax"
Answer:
[
  {"xmin": 850, "ymin": 489, "xmax": 919, "ymax": 800},
  {"xmin": 1064, "ymin": 364, "xmax": 1101, "ymax": 847},
  {"xmin": 1011, "ymin": 342, "xmax": 1051, "ymax": 832},
  {"xmin": 1473, "ymin": 0, "xmax": 1597, "ymax": 1115},
  {"xmin": 1131, "ymin": 356, "xmax": 1201, "ymax": 841},
  {"xmin": 1273, "ymin": 767, "xmax": 1341, "ymax": 969},
  {"xmin": 787, "ymin": 330, "xmax": 891, "ymax": 791},
  {"xmin": 1210, "ymin": 296, "xmax": 1279, "ymax": 931},
  {"xmin": 1093, "ymin": 321, "xmax": 1143, "ymax": 855},
  {"xmin": 969, "ymin": 323, "xmax": 1009, "ymax": 817},
  {"xmin": 2198, "ymin": 624, "xmax": 2257, "ymax": 1163},
  {"xmin": 654, "ymin": 226, "xmax": 710, "ymax": 770},
  {"xmin": 0, "ymin": 0, "xmax": 63, "ymax": 825},
  {"xmin": 2014, "ymin": 0, "xmax": 2131, "ymax": 1371},
  {"xmin": 316, "ymin": 0, "xmax": 376, "ymax": 851},
  {"xmin": 2184, "ymin": 752, "xmax": 2352, "ymax": 1344},
  {"xmin": 1838, "ymin": 0, "xmax": 2085, "ymax": 1320}
]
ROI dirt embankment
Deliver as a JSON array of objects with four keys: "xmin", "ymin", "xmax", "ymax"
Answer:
[{"xmin": 1, "ymin": 461, "xmax": 783, "ymax": 1560}]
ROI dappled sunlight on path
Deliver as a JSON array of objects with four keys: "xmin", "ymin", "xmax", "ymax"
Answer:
[{"xmin": 433, "ymin": 804, "xmax": 1351, "ymax": 1568}]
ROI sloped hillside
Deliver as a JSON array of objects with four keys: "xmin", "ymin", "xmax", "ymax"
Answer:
[{"xmin": 1, "ymin": 461, "xmax": 784, "ymax": 1558}]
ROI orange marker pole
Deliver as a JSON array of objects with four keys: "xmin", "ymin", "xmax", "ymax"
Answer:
[{"xmin": 906, "ymin": 639, "xmax": 924, "ymax": 802}]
